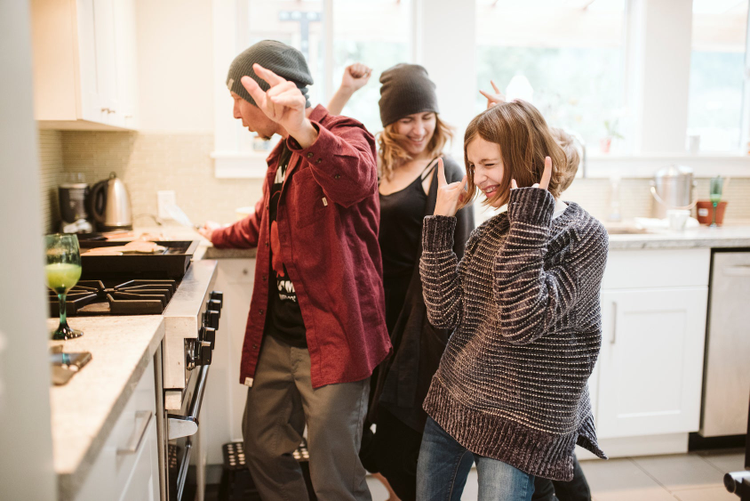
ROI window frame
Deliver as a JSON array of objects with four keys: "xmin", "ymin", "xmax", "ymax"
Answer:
[{"xmin": 212, "ymin": 0, "xmax": 750, "ymax": 179}]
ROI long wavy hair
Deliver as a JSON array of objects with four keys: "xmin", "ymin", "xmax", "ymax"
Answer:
[
  {"xmin": 377, "ymin": 113, "xmax": 454, "ymax": 181},
  {"xmin": 458, "ymin": 100, "xmax": 566, "ymax": 210}
]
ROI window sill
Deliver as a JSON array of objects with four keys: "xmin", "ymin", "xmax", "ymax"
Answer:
[
  {"xmin": 584, "ymin": 153, "xmax": 750, "ymax": 178},
  {"xmin": 211, "ymin": 151, "xmax": 270, "ymax": 179}
]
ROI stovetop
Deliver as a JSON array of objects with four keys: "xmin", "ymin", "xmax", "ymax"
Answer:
[{"xmin": 49, "ymin": 278, "xmax": 180, "ymax": 317}]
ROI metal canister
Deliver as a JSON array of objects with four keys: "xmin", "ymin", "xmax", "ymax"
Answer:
[{"xmin": 650, "ymin": 165, "xmax": 696, "ymax": 219}]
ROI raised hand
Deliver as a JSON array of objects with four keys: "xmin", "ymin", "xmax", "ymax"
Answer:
[
  {"xmin": 341, "ymin": 63, "xmax": 372, "ymax": 92},
  {"xmin": 433, "ymin": 158, "xmax": 469, "ymax": 217},
  {"xmin": 241, "ymin": 63, "xmax": 317, "ymax": 147},
  {"xmin": 511, "ymin": 156, "xmax": 553, "ymax": 191},
  {"xmin": 479, "ymin": 80, "xmax": 506, "ymax": 110}
]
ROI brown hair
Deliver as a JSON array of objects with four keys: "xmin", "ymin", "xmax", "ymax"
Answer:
[
  {"xmin": 377, "ymin": 113, "xmax": 454, "ymax": 180},
  {"xmin": 458, "ymin": 100, "xmax": 566, "ymax": 210},
  {"xmin": 549, "ymin": 127, "xmax": 580, "ymax": 193}
]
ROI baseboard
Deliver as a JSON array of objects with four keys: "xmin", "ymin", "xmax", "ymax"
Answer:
[{"xmin": 577, "ymin": 433, "xmax": 689, "ymax": 460}]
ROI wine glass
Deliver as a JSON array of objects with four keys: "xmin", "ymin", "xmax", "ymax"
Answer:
[
  {"xmin": 709, "ymin": 176, "xmax": 723, "ymax": 228},
  {"xmin": 45, "ymin": 234, "xmax": 83, "ymax": 340}
]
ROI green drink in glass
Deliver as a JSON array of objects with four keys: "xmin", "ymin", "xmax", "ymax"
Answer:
[{"xmin": 45, "ymin": 233, "xmax": 83, "ymax": 340}]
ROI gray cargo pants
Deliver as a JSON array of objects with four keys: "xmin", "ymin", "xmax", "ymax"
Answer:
[{"xmin": 242, "ymin": 334, "xmax": 372, "ymax": 501}]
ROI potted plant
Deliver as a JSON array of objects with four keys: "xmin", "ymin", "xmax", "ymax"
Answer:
[{"xmin": 601, "ymin": 119, "xmax": 624, "ymax": 154}]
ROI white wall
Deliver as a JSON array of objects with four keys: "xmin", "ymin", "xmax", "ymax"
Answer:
[
  {"xmin": 136, "ymin": 0, "xmax": 215, "ymax": 133},
  {"xmin": 0, "ymin": 1, "xmax": 57, "ymax": 499}
]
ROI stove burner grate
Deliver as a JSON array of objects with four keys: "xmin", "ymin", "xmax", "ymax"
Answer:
[{"xmin": 48, "ymin": 279, "xmax": 178, "ymax": 316}]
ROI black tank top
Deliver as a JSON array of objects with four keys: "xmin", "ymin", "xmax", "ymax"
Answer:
[{"xmin": 379, "ymin": 160, "xmax": 437, "ymax": 278}]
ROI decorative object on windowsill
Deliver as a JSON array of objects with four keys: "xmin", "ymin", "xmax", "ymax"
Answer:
[
  {"xmin": 708, "ymin": 176, "xmax": 723, "ymax": 228},
  {"xmin": 696, "ymin": 200, "xmax": 728, "ymax": 226},
  {"xmin": 600, "ymin": 119, "xmax": 623, "ymax": 154}
]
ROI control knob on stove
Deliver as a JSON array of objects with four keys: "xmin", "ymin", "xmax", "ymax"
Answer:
[
  {"xmin": 200, "ymin": 326, "xmax": 216, "ymax": 350},
  {"xmin": 203, "ymin": 309, "xmax": 220, "ymax": 330},
  {"xmin": 198, "ymin": 341, "xmax": 212, "ymax": 365},
  {"xmin": 210, "ymin": 291, "xmax": 223, "ymax": 308}
]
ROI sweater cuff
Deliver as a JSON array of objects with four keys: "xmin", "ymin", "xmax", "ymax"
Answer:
[
  {"xmin": 508, "ymin": 187, "xmax": 555, "ymax": 227},
  {"xmin": 422, "ymin": 215, "xmax": 457, "ymax": 251}
]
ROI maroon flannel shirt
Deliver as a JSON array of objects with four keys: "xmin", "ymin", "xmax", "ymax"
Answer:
[{"xmin": 212, "ymin": 105, "xmax": 391, "ymax": 389}]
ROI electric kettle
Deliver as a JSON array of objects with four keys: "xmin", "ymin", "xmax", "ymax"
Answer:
[{"xmin": 89, "ymin": 172, "xmax": 133, "ymax": 231}]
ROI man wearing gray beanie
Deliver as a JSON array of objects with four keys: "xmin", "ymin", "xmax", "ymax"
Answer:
[{"xmin": 200, "ymin": 40, "xmax": 390, "ymax": 501}]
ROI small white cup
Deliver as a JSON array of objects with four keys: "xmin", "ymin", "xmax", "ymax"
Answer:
[{"xmin": 667, "ymin": 209, "xmax": 690, "ymax": 231}]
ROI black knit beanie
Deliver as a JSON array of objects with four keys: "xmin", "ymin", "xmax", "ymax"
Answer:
[
  {"xmin": 379, "ymin": 63, "xmax": 439, "ymax": 127},
  {"xmin": 227, "ymin": 40, "xmax": 314, "ymax": 108}
]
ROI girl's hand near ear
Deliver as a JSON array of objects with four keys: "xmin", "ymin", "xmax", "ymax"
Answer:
[
  {"xmin": 434, "ymin": 158, "xmax": 469, "ymax": 217},
  {"xmin": 511, "ymin": 156, "xmax": 553, "ymax": 191}
]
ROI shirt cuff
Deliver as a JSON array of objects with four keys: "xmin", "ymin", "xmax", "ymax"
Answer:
[{"xmin": 422, "ymin": 215, "xmax": 457, "ymax": 252}]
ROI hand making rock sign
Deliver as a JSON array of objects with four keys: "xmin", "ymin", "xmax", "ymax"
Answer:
[
  {"xmin": 433, "ymin": 157, "xmax": 468, "ymax": 217},
  {"xmin": 511, "ymin": 155, "xmax": 553, "ymax": 191},
  {"xmin": 240, "ymin": 64, "xmax": 319, "ymax": 148}
]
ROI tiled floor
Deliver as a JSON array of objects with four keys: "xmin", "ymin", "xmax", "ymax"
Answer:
[{"xmin": 365, "ymin": 450, "xmax": 746, "ymax": 501}]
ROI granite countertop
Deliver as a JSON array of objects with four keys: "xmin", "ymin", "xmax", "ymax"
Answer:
[
  {"xmin": 607, "ymin": 224, "xmax": 750, "ymax": 250},
  {"xmin": 49, "ymin": 315, "xmax": 165, "ymax": 499}
]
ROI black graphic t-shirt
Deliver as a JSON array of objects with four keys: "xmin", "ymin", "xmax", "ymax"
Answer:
[{"xmin": 266, "ymin": 145, "xmax": 307, "ymax": 347}]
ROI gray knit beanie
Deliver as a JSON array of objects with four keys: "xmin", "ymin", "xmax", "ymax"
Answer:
[
  {"xmin": 227, "ymin": 40, "xmax": 314, "ymax": 108},
  {"xmin": 379, "ymin": 64, "xmax": 439, "ymax": 127}
]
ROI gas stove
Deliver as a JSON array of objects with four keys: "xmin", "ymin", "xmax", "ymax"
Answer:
[{"xmin": 48, "ymin": 278, "xmax": 180, "ymax": 316}]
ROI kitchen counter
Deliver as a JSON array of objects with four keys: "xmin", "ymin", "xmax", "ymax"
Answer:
[
  {"xmin": 48, "ymin": 315, "xmax": 165, "ymax": 499},
  {"xmin": 608, "ymin": 224, "xmax": 750, "ymax": 250}
]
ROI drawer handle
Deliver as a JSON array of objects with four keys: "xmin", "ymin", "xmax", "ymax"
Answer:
[
  {"xmin": 117, "ymin": 410, "xmax": 153, "ymax": 455},
  {"xmin": 610, "ymin": 301, "xmax": 617, "ymax": 344}
]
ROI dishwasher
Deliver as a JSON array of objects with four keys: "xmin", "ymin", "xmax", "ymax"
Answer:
[{"xmin": 700, "ymin": 250, "xmax": 750, "ymax": 438}]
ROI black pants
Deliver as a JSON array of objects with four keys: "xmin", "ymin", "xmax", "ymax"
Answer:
[
  {"xmin": 532, "ymin": 455, "xmax": 591, "ymax": 501},
  {"xmin": 360, "ymin": 407, "xmax": 421, "ymax": 501}
]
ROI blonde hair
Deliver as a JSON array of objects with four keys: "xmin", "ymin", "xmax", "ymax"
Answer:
[
  {"xmin": 459, "ymin": 100, "xmax": 566, "ymax": 210},
  {"xmin": 377, "ymin": 114, "xmax": 454, "ymax": 180},
  {"xmin": 549, "ymin": 127, "xmax": 580, "ymax": 193}
]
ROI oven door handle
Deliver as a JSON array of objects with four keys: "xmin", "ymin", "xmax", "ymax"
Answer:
[{"xmin": 167, "ymin": 364, "xmax": 209, "ymax": 440}]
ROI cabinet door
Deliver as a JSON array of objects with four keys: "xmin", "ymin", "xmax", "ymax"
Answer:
[
  {"xmin": 204, "ymin": 259, "xmax": 255, "ymax": 465},
  {"xmin": 112, "ymin": 0, "xmax": 138, "ymax": 128},
  {"xmin": 596, "ymin": 287, "xmax": 708, "ymax": 438},
  {"xmin": 93, "ymin": 0, "xmax": 118, "ymax": 124}
]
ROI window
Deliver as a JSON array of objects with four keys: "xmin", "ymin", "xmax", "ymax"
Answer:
[
  {"xmin": 687, "ymin": 0, "xmax": 748, "ymax": 152},
  {"xmin": 475, "ymin": 0, "xmax": 627, "ymax": 153},
  {"xmin": 332, "ymin": 0, "xmax": 411, "ymax": 135}
]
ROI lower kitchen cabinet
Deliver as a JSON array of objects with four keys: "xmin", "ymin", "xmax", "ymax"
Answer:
[
  {"xmin": 76, "ymin": 356, "xmax": 159, "ymax": 501},
  {"xmin": 588, "ymin": 248, "xmax": 710, "ymax": 455},
  {"xmin": 204, "ymin": 258, "xmax": 255, "ymax": 465},
  {"xmin": 596, "ymin": 287, "xmax": 708, "ymax": 438}
]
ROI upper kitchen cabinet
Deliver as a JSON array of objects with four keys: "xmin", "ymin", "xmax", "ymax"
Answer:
[{"xmin": 31, "ymin": 0, "xmax": 139, "ymax": 130}]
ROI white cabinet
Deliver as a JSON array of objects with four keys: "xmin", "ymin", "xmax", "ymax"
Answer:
[
  {"xmin": 31, "ymin": 0, "xmax": 139, "ymax": 130},
  {"xmin": 204, "ymin": 258, "xmax": 255, "ymax": 465},
  {"xmin": 590, "ymin": 248, "xmax": 710, "ymax": 453},
  {"xmin": 76, "ymin": 356, "xmax": 159, "ymax": 501}
]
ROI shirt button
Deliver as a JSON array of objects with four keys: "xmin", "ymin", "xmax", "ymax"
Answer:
[
  {"xmin": 334, "ymin": 174, "xmax": 341, "ymax": 179},
  {"xmin": 252, "ymin": 344, "xmax": 258, "ymax": 349},
  {"xmin": 306, "ymin": 152, "xmax": 314, "ymax": 159},
  {"xmin": 262, "ymin": 275, "xmax": 267, "ymax": 281},
  {"xmin": 265, "ymin": 242, "xmax": 269, "ymax": 248},
  {"xmin": 259, "ymin": 309, "xmax": 264, "ymax": 315},
  {"xmin": 316, "ymin": 158, "xmax": 322, "ymax": 164}
]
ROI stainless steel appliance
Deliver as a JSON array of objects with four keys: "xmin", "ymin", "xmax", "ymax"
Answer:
[
  {"xmin": 649, "ymin": 165, "xmax": 697, "ymax": 219},
  {"xmin": 700, "ymin": 250, "xmax": 750, "ymax": 437},
  {"xmin": 51, "ymin": 247, "xmax": 221, "ymax": 500},
  {"xmin": 89, "ymin": 172, "xmax": 133, "ymax": 231},
  {"xmin": 58, "ymin": 182, "xmax": 93, "ymax": 233}
]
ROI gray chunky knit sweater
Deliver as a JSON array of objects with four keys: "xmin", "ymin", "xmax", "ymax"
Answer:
[{"xmin": 419, "ymin": 187, "xmax": 609, "ymax": 481}]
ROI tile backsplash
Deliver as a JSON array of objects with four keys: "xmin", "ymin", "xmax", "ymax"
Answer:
[{"xmin": 39, "ymin": 129, "xmax": 750, "ymax": 233}]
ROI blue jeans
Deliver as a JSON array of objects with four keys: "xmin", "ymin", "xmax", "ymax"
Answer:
[{"xmin": 417, "ymin": 417, "xmax": 535, "ymax": 501}]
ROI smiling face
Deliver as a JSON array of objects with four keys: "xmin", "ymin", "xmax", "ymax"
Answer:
[
  {"xmin": 467, "ymin": 136, "xmax": 506, "ymax": 207},
  {"xmin": 392, "ymin": 111, "xmax": 437, "ymax": 158},
  {"xmin": 231, "ymin": 91, "xmax": 279, "ymax": 140}
]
